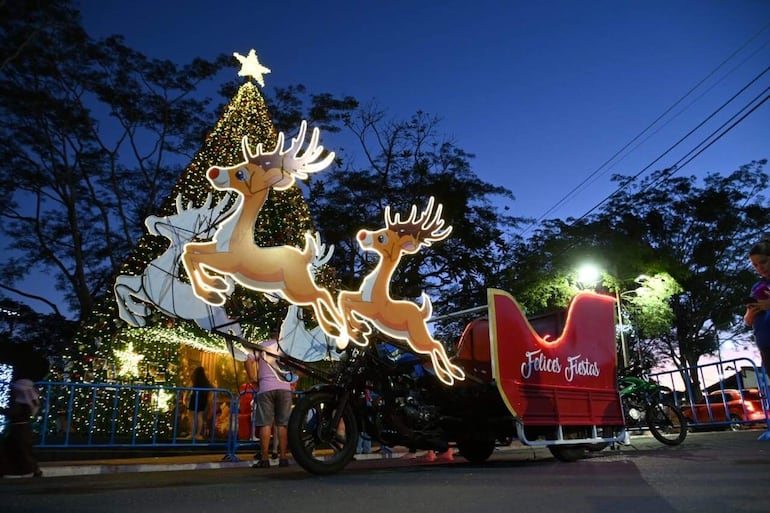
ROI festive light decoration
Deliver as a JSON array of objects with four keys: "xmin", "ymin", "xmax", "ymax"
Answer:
[
  {"xmin": 64, "ymin": 49, "xmax": 322, "ymax": 437},
  {"xmin": 154, "ymin": 387, "xmax": 175, "ymax": 413},
  {"xmin": 114, "ymin": 342, "xmax": 144, "ymax": 377},
  {"xmin": 234, "ymin": 49, "xmax": 271, "ymax": 87},
  {"xmin": 0, "ymin": 362, "xmax": 12, "ymax": 434}
]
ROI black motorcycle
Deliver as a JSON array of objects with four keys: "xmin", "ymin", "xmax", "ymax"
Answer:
[{"xmin": 287, "ymin": 341, "xmax": 515, "ymax": 475}]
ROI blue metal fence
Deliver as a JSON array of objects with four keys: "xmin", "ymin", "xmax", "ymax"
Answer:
[
  {"xmin": 651, "ymin": 357, "xmax": 770, "ymax": 432},
  {"xmin": 1, "ymin": 380, "xmax": 266, "ymax": 462}
]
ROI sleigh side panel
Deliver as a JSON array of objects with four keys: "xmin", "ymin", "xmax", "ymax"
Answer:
[{"xmin": 487, "ymin": 288, "xmax": 624, "ymax": 427}]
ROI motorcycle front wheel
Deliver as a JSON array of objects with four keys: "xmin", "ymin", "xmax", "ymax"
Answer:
[
  {"xmin": 287, "ymin": 391, "xmax": 358, "ymax": 475},
  {"xmin": 646, "ymin": 402, "xmax": 687, "ymax": 446}
]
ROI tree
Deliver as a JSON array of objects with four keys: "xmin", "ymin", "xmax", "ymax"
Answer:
[
  {"xmin": 514, "ymin": 163, "xmax": 770, "ymax": 394},
  {"xmin": 0, "ymin": 0, "xmax": 230, "ymax": 320},
  {"xmin": 602, "ymin": 164, "xmax": 770, "ymax": 381},
  {"xmin": 0, "ymin": 298, "xmax": 75, "ymax": 365}
]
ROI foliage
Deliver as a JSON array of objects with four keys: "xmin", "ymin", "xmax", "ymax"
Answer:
[
  {"xmin": 601, "ymin": 164, "xmax": 770, "ymax": 375},
  {"xmin": 0, "ymin": 298, "xmax": 76, "ymax": 367},
  {"xmin": 0, "ymin": 0, "xmax": 230, "ymax": 320},
  {"xmin": 626, "ymin": 273, "xmax": 683, "ymax": 341},
  {"xmin": 509, "ymin": 162, "xmax": 770, "ymax": 395}
]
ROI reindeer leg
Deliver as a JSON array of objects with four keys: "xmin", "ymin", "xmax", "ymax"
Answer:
[
  {"xmin": 431, "ymin": 348, "xmax": 466, "ymax": 386},
  {"xmin": 114, "ymin": 281, "xmax": 150, "ymax": 327},
  {"xmin": 188, "ymin": 271, "xmax": 227, "ymax": 305},
  {"xmin": 181, "ymin": 252, "xmax": 228, "ymax": 305},
  {"xmin": 428, "ymin": 352, "xmax": 455, "ymax": 386},
  {"xmin": 432, "ymin": 346, "xmax": 465, "ymax": 380}
]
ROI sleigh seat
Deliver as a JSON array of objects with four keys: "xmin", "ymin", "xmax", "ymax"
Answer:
[{"xmin": 453, "ymin": 318, "xmax": 492, "ymax": 382}]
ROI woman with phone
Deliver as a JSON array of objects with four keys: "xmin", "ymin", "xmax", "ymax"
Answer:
[{"xmin": 744, "ymin": 237, "xmax": 770, "ymax": 376}]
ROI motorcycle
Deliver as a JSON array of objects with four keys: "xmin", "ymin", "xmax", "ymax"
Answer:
[
  {"xmin": 617, "ymin": 367, "xmax": 688, "ymax": 446},
  {"xmin": 287, "ymin": 341, "xmax": 516, "ymax": 475}
]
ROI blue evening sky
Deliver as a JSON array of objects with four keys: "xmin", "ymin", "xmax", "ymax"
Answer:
[{"xmin": 78, "ymin": 0, "xmax": 770, "ymax": 231}]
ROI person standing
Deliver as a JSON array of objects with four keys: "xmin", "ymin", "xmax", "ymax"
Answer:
[
  {"xmin": 186, "ymin": 366, "xmax": 213, "ymax": 440},
  {"xmin": 247, "ymin": 326, "xmax": 293, "ymax": 468},
  {"xmin": 0, "ymin": 344, "xmax": 48, "ymax": 478},
  {"xmin": 744, "ymin": 237, "xmax": 770, "ymax": 377},
  {"xmin": 0, "ymin": 378, "xmax": 43, "ymax": 477}
]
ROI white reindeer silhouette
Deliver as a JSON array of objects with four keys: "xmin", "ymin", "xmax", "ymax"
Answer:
[{"xmin": 114, "ymin": 193, "xmax": 243, "ymax": 338}]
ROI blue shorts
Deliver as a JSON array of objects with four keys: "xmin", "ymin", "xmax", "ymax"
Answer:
[{"xmin": 254, "ymin": 389, "xmax": 293, "ymax": 427}]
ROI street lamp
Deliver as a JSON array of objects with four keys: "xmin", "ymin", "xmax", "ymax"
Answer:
[
  {"xmin": 576, "ymin": 263, "xmax": 601, "ymax": 290},
  {"xmin": 616, "ymin": 289, "xmax": 629, "ymax": 368}
]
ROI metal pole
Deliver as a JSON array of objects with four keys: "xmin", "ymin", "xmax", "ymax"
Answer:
[
  {"xmin": 429, "ymin": 304, "xmax": 488, "ymax": 323},
  {"xmin": 616, "ymin": 289, "xmax": 629, "ymax": 367}
]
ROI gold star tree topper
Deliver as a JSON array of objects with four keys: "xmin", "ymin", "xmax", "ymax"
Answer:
[{"xmin": 233, "ymin": 49, "xmax": 271, "ymax": 87}]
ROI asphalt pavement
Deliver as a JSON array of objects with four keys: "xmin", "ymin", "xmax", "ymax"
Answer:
[{"xmin": 13, "ymin": 428, "xmax": 770, "ymax": 478}]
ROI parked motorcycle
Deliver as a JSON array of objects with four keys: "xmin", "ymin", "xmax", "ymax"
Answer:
[
  {"xmin": 287, "ymin": 341, "xmax": 516, "ymax": 475},
  {"xmin": 617, "ymin": 367, "xmax": 688, "ymax": 445},
  {"xmin": 260, "ymin": 288, "xmax": 629, "ymax": 475}
]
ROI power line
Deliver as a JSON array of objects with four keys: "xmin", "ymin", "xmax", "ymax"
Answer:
[
  {"xmin": 572, "ymin": 70, "xmax": 769, "ymax": 224},
  {"xmin": 649, "ymin": 90, "xmax": 770, "ymax": 186},
  {"xmin": 517, "ymin": 22, "xmax": 770, "ymax": 237}
]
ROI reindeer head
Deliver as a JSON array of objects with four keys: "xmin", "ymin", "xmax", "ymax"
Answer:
[
  {"xmin": 357, "ymin": 197, "xmax": 452, "ymax": 262},
  {"xmin": 206, "ymin": 120, "xmax": 334, "ymax": 196}
]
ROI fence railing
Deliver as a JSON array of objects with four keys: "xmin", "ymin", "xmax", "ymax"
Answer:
[
  {"xmin": 2, "ymin": 380, "xmax": 267, "ymax": 462},
  {"xmin": 651, "ymin": 357, "xmax": 770, "ymax": 432}
]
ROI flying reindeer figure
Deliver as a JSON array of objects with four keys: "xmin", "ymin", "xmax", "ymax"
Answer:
[
  {"xmin": 181, "ymin": 121, "xmax": 346, "ymax": 342},
  {"xmin": 337, "ymin": 197, "xmax": 466, "ymax": 385},
  {"xmin": 114, "ymin": 192, "xmax": 243, "ymax": 340}
]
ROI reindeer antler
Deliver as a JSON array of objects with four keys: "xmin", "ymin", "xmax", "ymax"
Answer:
[
  {"xmin": 242, "ymin": 120, "xmax": 334, "ymax": 180},
  {"xmin": 385, "ymin": 196, "xmax": 452, "ymax": 247},
  {"xmin": 168, "ymin": 192, "xmax": 237, "ymax": 240}
]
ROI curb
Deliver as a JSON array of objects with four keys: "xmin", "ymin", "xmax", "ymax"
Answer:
[{"xmin": 33, "ymin": 449, "xmax": 414, "ymax": 478}]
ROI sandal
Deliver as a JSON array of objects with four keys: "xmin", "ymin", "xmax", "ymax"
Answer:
[{"xmin": 251, "ymin": 459, "xmax": 270, "ymax": 468}]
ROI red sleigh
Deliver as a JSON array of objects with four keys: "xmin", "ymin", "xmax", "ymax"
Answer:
[{"xmin": 455, "ymin": 289, "xmax": 626, "ymax": 458}]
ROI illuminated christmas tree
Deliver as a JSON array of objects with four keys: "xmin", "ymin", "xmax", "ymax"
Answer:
[{"xmin": 61, "ymin": 51, "xmax": 333, "ymax": 435}]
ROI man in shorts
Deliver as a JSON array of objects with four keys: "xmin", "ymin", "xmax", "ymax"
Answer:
[{"xmin": 247, "ymin": 326, "xmax": 293, "ymax": 468}]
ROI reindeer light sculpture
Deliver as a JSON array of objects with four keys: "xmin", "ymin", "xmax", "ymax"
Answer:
[
  {"xmin": 114, "ymin": 193, "xmax": 243, "ymax": 340},
  {"xmin": 181, "ymin": 121, "xmax": 346, "ymax": 342},
  {"xmin": 337, "ymin": 197, "xmax": 465, "ymax": 385}
]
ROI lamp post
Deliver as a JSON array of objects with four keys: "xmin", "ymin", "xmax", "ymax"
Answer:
[{"xmin": 616, "ymin": 288, "xmax": 629, "ymax": 368}]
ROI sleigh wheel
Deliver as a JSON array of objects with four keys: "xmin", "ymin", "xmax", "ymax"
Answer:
[{"xmin": 547, "ymin": 444, "xmax": 587, "ymax": 462}]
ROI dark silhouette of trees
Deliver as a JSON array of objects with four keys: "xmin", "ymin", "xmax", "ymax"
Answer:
[
  {"xmin": 507, "ymin": 162, "xmax": 770, "ymax": 394},
  {"xmin": 0, "ymin": 0, "xmax": 230, "ymax": 320}
]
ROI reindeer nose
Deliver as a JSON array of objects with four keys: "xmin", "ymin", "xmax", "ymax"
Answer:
[
  {"xmin": 358, "ymin": 231, "xmax": 366, "ymax": 241},
  {"xmin": 208, "ymin": 168, "xmax": 220, "ymax": 179}
]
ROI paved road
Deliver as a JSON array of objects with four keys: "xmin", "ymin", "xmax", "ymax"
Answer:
[{"xmin": 2, "ymin": 430, "xmax": 769, "ymax": 513}]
